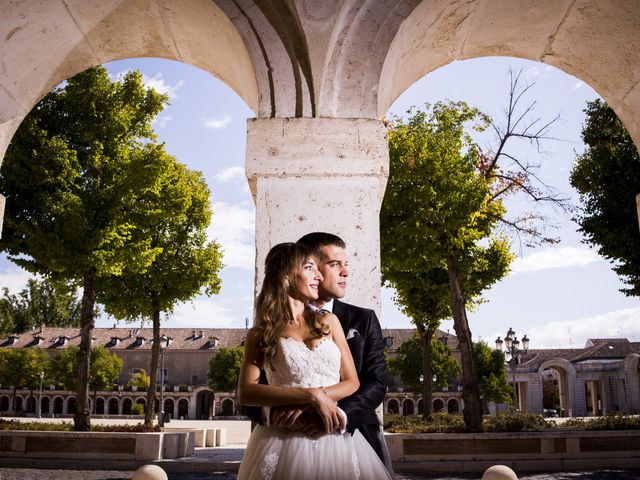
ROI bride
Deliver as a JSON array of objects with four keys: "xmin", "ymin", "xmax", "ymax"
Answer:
[{"xmin": 237, "ymin": 242, "xmax": 392, "ymax": 480}]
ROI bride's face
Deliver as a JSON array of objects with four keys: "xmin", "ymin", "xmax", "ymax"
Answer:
[{"xmin": 291, "ymin": 257, "xmax": 323, "ymax": 301}]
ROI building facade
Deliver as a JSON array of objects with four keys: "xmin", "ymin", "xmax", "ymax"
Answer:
[{"xmin": 2, "ymin": 327, "xmax": 640, "ymax": 419}]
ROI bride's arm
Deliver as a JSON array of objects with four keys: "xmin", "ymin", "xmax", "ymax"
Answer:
[
  {"xmin": 321, "ymin": 313, "xmax": 360, "ymax": 402},
  {"xmin": 237, "ymin": 328, "xmax": 329, "ymax": 408}
]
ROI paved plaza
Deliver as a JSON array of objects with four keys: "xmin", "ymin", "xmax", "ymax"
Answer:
[
  {"xmin": 2, "ymin": 468, "xmax": 640, "ymax": 479},
  {"xmin": 1, "ymin": 419, "xmax": 639, "ymax": 479}
]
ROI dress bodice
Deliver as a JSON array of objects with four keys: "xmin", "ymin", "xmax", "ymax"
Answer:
[{"xmin": 265, "ymin": 337, "xmax": 341, "ymax": 388}]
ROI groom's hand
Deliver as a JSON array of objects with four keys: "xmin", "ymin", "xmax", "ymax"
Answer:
[{"xmin": 271, "ymin": 405, "xmax": 308, "ymax": 428}]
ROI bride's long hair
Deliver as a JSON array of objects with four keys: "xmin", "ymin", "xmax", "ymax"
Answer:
[{"xmin": 254, "ymin": 242, "xmax": 329, "ymax": 366}]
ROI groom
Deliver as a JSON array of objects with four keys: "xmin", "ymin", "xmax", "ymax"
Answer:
[{"xmin": 295, "ymin": 232, "xmax": 394, "ymax": 476}]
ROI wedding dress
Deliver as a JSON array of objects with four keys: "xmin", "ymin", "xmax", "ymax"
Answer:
[{"xmin": 237, "ymin": 336, "xmax": 392, "ymax": 480}]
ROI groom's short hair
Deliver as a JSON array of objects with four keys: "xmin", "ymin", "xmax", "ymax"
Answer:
[{"xmin": 298, "ymin": 232, "xmax": 346, "ymax": 259}]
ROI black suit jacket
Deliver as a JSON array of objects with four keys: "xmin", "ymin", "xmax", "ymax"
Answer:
[{"xmin": 333, "ymin": 299, "xmax": 387, "ymax": 431}]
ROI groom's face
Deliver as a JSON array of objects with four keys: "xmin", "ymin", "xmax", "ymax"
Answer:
[{"xmin": 317, "ymin": 244, "xmax": 349, "ymax": 301}]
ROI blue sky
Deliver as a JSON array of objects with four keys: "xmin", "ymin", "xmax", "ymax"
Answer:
[{"xmin": 1, "ymin": 56, "xmax": 638, "ymax": 349}]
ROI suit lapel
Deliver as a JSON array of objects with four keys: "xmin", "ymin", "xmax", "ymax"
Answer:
[{"xmin": 332, "ymin": 299, "xmax": 350, "ymax": 334}]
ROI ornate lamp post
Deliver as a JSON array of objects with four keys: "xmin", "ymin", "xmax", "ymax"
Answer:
[
  {"xmin": 38, "ymin": 370, "xmax": 44, "ymax": 418},
  {"xmin": 495, "ymin": 328, "xmax": 530, "ymax": 413},
  {"xmin": 158, "ymin": 334, "xmax": 169, "ymax": 427}
]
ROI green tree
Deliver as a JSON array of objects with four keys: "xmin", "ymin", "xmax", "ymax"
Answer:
[
  {"xmin": 0, "ymin": 66, "xmax": 173, "ymax": 430},
  {"xmin": 570, "ymin": 99, "xmax": 640, "ymax": 297},
  {"xmin": 50, "ymin": 346, "xmax": 123, "ymax": 412},
  {"xmin": 387, "ymin": 333, "xmax": 460, "ymax": 394},
  {"xmin": 128, "ymin": 369, "xmax": 151, "ymax": 389},
  {"xmin": 208, "ymin": 346, "xmax": 244, "ymax": 392},
  {"xmin": 0, "ymin": 348, "xmax": 50, "ymax": 412},
  {"xmin": 381, "ymin": 102, "xmax": 512, "ymax": 429},
  {"xmin": 98, "ymin": 160, "xmax": 223, "ymax": 425},
  {"xmin": 0, "ymin": 278, "xmax": 81, "ymax": 336},
  {"xmin": 472, "ymin": 341, "xmax": 511, "ymax": 408}
]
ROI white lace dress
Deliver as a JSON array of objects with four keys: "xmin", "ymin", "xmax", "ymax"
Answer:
[{"xmin": 237, "ymin": 337, "xmax": 392, "ymax": 480}]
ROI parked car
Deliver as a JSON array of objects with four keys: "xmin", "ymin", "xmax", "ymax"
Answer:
[{"xmin": 544, "ymin": 408, "xmax": 559, "ymax": 417}]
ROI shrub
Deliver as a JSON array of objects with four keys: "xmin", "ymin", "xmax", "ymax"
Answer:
[
  {"xmin": 0, "ymin": 420, "xmax": 159, "ymax": 432},
  {"xmin": 131, "ymin": 403, "xmax": 145, "ymax": 415},
  {"xmin": 483, "ymin": 413, "xmax": 551, "ymax": 432}
]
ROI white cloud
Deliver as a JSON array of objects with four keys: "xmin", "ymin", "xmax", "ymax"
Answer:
[
  {"xmin": 0, "ymin": 266, "xmax": 33, "ymax": 293},
  {"xmin": 112, "ymin": 70, "xmax": 185, "ymax": 99},
  {"xmin": 572, "ymin": 81, "xmax": 585, "ymax": 91},
  {"xmin": 208, "ymin": 201, "xmax": 255, "ymax": 270},
  {"xmin": 511, "ymin": 246, "xmax": 602, "ymax": 274},
  {"xmin": 152, "ymin": 115, "xmax": 172, "ymax": 128},
  {"xmin": 168, "ymin": 297, "xmax": 238, "ymax": 328},
  {"xmin": 141, "ymin": 73, "xmax": 185, "ymax": 99},
  {"xmin": 522, "ymin": 307, "xmax": 640, "ymax": 349},
  {"xmin": 215, "ymin": 166, "xmax": 245, "ymax": 184},
  {"xmin": 203, "ymin": 114, "xmax": 231, "ymax": 130}
]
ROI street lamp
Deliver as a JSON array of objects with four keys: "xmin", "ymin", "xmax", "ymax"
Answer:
[
  {"xmin": 38, "ymin": 371, "xmax": 44, "ymax": 418},
  {"xmin": 495, "ymin": 328, "xmax": 530, "ymax": 413},
  {"xmin": 158, "ymin": 334, "xmax": 168, "ymax": 427}
]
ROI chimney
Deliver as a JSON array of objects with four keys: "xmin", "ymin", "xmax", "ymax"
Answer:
[
  {"xmin": 198, "ymin": 330, "xmax": 204, "ymax": 339},
  {"xmin": 191, "ymin": 329, "xmax": 196, "ymax": 339}
]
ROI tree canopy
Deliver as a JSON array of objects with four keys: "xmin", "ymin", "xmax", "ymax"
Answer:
[
  {"xmin": 0, "ymin": 65, "xmax": 175, "ymax": 430},
  {"xmin": 472, "ymin": 341, "xmax": 511, "ymax": 406},
  {"xmin": 0, "ymin": 348, "xmax": 50, "ymax": 411},
  {"xmin": 387, "ymin": 333, "xmax": 460, "ymax": 393},
  {"xmin": 570, "ymin": 99, "xmax": 640, "ymax": 297},
  {"xmin": 0, "ymin": 278, "xmax": 81, "ymax": 336},
  {"xmin": 208, "ymin": 346, "xmax": 244, "ymax": 392},
  {"xmin": 381, "ymin": 102, "xmax": 513, "ymax": 428},
  {"xmin": 51, "ymin": 346, "xmax": 122, "ymax": 392}
]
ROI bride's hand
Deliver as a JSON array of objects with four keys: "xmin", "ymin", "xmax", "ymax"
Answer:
[{"xmin": 309, "ymin": 388, "xmax": 340, "ymax": 433}]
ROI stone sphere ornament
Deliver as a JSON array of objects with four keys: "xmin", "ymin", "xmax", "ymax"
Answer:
[
  {"xmin": 132, "ymin": 464, "xmax": 168, "ymax": 480},
  {"xmin": 482, "ymin": 464, "xmax": 519, "ymax": 480}
]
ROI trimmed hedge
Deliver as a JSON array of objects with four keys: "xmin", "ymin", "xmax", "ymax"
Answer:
[
  {"xmin": 384, "ymin": 412, "xmax": 640, "ymax": 433},
  {"xmin": 0, "ymin": 419, "xmax": 159, "ymax": 432}
]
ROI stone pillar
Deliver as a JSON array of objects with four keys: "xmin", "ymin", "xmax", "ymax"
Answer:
[{"xmin": 245, "ymin": 118, "xmax": 389, "ymax": 316}]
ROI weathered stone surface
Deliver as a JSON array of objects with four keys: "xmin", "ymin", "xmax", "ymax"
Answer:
[
  {"xmin": 246, "ymin": 117, "xmax": 388, "ymax": 315},
  {"xmin": 482, "ymin": 465, "xmax": 518, "ymax": 480},
  {"xmin": 132, "ymin": 464, "xmax": 168, "ymax": 480}
]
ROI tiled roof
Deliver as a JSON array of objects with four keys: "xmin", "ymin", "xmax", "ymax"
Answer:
[
  {"xmin": 380, "ymin": 328, "xmax": 458, "ymax": 350},
  {"xmin": 0, "ymin": 327, "xmax": 248, "ymax": 351}
]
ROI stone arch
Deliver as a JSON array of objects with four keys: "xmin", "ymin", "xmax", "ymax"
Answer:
[
  {"xmin": 447, "ymin": 398, "xmax": 459, "ymax": 414},
  {"xmin": 25, "ymin": 395, "xmax": 36, "ymax": 413},
  {"xmin": 402, "ymin": 398, "xmax": 415, "ymax": 416},
  {"xmin": 196, "ymin": 389, "xmax": 215, "ymax": 419},
  {"xmin": 122, "ymin": 397, "xmax": 133, "ymax": 415},
  {"xmin": 624, "ymin": 353, "xmax": 640, "ymax": 412},
  {"xmin": 177, "ymin": 398, "xmax": 189, "ymax": 420},
  {"xmin": 53, "ymin": 396, "xmax": 64, "ymax": 415},
  {"xmin": 95, "ymin": 397, "xmax": 105, "ymax": 415},
  {"xmin": 433, "ymin": 398, "xmax": 445, "ymax": 413},
  {"xmin": 41, "ymin": 396, "xmax": 50, "ymax": 415},
  {"xmin": 0, "ymin": 1, "xmax": 258, "ymax": 163},
  {"xmin": 15, "ymin": 395, "xmax": 24, "ymax": 411},
  {"xmin": 221, "ymin": 398, "xmax": 235, "ymax": 416},
  {"xmin": 0, "ymin": 395, "xmax": 9, "ymax": 411},
  {"xmin": 164, "ymin": 398, "xmax": 175, "ymax": 420},
  {"xmin": 387, "ymin": 398, "xmax": 399, "ymax": 414},
  {"xmin": 539, "ymin": 358, "xmax": 575, "ymax": 417},
  {"xmin": 66, "ymin": 396, "xmax": 77, "ymax": 414},
  {"xmin": 107, "ymin": 397, "xmax": 119, "ymax": 415},
  {"xmin": 378, "ymin": 1, "xmax": 640, "ymax": 148}
]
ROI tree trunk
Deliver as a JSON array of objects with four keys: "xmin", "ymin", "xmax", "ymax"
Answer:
[
  {"xmin": 145, "ymin": 308, "xmax": 161, "ymax": 426},
  {"xmin": 74, "ymin": 267, "xmax": 96, "ymax": 431},
  {"xmin": 446, "ymin": 254, "xmax": 483, "ymax": 432},
  {"xmin": 416, "ymin": 323, "xmax": 435, "ymax": 419}
]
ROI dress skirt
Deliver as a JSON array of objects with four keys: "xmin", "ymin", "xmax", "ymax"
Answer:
[{"xmin": 237, "ymin": 425, "xmax": 392, "ymax": 480}]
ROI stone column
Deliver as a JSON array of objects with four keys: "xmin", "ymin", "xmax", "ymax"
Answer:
[{"xmin": 245, "ymin": 118, "xmax": 389, "ymax": 316}]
